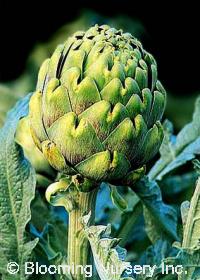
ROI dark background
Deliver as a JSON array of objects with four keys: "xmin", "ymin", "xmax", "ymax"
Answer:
[{"xmin": 0, "ymin": 1, "xmax": 199, "ymax": 96}]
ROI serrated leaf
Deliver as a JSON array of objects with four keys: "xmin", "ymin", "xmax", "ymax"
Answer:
[
  {"xmin": 165, "ymin": 248, "xmax": 200, "ymax": 280},
  {"xmin": 180, "ymin": 178, "xmax": 200, "ymax": 279},
  {"xmin": 149, "ymin": 96, "xmax": 200, "ymax": 180},
  {"xmin": 82, "ymin": 213, "xmax": 134, "ymax": 280},
  {"xmin": 165, "ymin": 178, "xmax": 200, "ymax": 280},
  {"xmin": 133, "ymin": 176, "xmax": 178, "ymax": 243},
  {"xmin": 0, "ymin": 94, "xmax": 38, "ymax": 280},
  {"xmin": 182, "ymin": 178, "xmax": 200, "ymax": 250},
  {"xmin": 139, "ymin": 239, "xmax": 178, "ymax": 280}
]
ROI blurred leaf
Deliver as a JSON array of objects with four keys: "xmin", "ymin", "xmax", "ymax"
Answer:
[
  {"xmin": 30, "ymin": 224, "xmax": 70, "ymax": 280},
  {"xmin": 193, "ymin": 159, "xmax": 200, "ymax": 175},
  {"xmin": 99, "ymin": 184, "xmax": 146, "ymax": 250},
  {"xmin": 142, "ymin": 239, "xmax": 177, "ymax": 267},
  {"xmin": 165, "ymin": 93, "xmax": 197, "ymax": 130},
  {"xmin": 30, "ymin": 224, "xmax": 59, "ymax": 260},
  {"xmin": 116, "ymin": 200, "xmax": 142, "ymax": 247},
  {"xmin": 31, "ymin": 192, "xmax": 51, "ymax": 230},
  {"xmin": 133, "ymin": 176, "xmax": 178, "ymax": 243},
  {"xmin": 31, "ymin": 191, "xmax": 68, "ymax": 253},
  {"xmin": 82, "ymin": 213, "xmax": 134, "ymax": 280},
  {"xmin": 160, "ymin": 172, "xmax": 198, "ymax": 197},
  {"xmin": 0, "ymin": 94, "xmax": 38, "ymax": 279},
  {"xmin": 149, "ymin": 96, "xmax": 200, "ymax": 180},
  {"xmin": 114, "ymin": 189, "xmax": 143, "ymax": 248},
  {"xmin": 95, "ymin": 183, "xmax": 120, "ymax": 229},
  {"xmin": 0, "ymin": 84, "xmax": 23, "ymax": 127}
]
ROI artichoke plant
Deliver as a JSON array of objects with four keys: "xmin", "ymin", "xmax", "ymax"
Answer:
[
  {"xmin": 28, "ymin": 25, "xmax": 166, "ymax": 279},
  {"xmin": 29, "ymin": 24, "xmax": 166, "ymax": 184}
]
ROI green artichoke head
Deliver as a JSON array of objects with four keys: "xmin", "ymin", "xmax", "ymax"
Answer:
[{"xmin": 29, "ymin": 24, "xmax": 166, "ymax": 183}]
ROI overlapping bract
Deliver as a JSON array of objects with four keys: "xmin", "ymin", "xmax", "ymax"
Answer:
[{"xmin": 29, "ymin": 24, "xmax": 166, "ymax": 182}]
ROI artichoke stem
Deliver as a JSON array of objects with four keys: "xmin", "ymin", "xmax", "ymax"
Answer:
[{"xmin": 68, "ymin": 187, "xmax": 98, "ymax": 280}]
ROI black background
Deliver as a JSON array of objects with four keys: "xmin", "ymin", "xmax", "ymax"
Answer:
[{"xmin": 0, "ymin": 1, "xmax": 199, "ymax": 96}]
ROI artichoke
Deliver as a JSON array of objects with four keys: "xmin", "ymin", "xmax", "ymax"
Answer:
[
  {"xmin": 29, "ymin": 24, "xmax": 166, "ymax": 183},
  {"xmin": 16, "ymin": 117, "xmax": 55, "ymax": 178}
]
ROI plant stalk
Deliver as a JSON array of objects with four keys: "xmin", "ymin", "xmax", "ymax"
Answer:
[{"xmin": 67, "ymin": 188, "xmax": 98, "ymax": 280}]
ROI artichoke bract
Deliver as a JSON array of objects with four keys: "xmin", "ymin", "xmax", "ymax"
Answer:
[{"xmin": 29, "ymin": 24, "xmax": 166, "ymax": 183}]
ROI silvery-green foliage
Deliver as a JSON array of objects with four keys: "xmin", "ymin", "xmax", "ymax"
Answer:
[
  {"xmin": 0, "ymin": 95, "xmax": 38, "ymax": 279},
  {"xmin": 149, "ymin": 97, "xmax": 200, "ymax": 180}
]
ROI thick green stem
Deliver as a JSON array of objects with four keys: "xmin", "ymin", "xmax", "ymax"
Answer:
[{"xmin": 68, "ymin": 188, "xmax": 98, "ymax": 280}]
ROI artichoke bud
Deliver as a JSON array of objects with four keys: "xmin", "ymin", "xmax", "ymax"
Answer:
[
  {"xmin": 15, "ymin": 116, "xmax": 55, "ymax": 179},
  {"xmin": 29, "ymin": 24, "xmax": 166, "ymax": 183}
]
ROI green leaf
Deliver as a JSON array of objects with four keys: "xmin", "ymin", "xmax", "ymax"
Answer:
[
  {"xmin": 143, "ymin": 239, "xmax": 177, "ymax": 266},
  {"xmin": 31, "ymin": 198, "xmax": 68, "ymax": 258},
  {"xmin": 0, "ymin": 94, "xmax": 38, "ymax": 280},
  {"xmin": 165, "ymin": 178, "xmax": 200, "ymax": 280},
  {"xmin": 160, "ymin": 172, "xmax": 198, "ymax": 197},
  {"xmin": 31, "ymin": 191, "xmax": 68, "ymax": 253},
  {"xmin": 165, "ymin": 248, "xmax": 200, "ymax": 280},
  {"xmin": 30, "ymin": 224, "xmax": 60, "ymax": 261},
  {"xmin": 180, "ymin": 178, "xmax": 200, "ymax": 279},
  {"xmin": 137, "ymin": 239, "xmax": 178, "ymax": 280},
  {"xmin": 181, "ymin": 178, "xmax": 200, "ymax": 250},
  {"xmin": 116, "ymin": 197, "xmax": 142, "ymax": 248},
  {"xmin": 180, "ymin": 201, "xmax": 190, "ymax": 231},
  {"xmin": 149, "ymin": 96, "xmax": 200, "ymax": 180},
  {"xmin": 30, "ymin": 224, "xmax": 72, "ymax": 280},
  {"xmin": 133, "ymin": 176, "xmax": 178, "ymax": 243},
  {"xmin": 82, "ymin": 213, "xmax": 134, "ymax": 280},
  {"xmin": 109, "ymin": 185, "xmax": 128, "ymax": 212}
]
